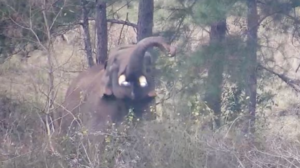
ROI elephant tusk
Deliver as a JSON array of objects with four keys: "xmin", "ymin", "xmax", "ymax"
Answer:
[
  {"xmin": 118, "ymin": 75, "xmax": 126, "ymax": 85},
  {"xmin": 118, "ymin": 74, "xmax": 131, "ymax": 86},
  {"xmin": 138, "ymin": 76, "xmax": 148, "ymax": 87}
]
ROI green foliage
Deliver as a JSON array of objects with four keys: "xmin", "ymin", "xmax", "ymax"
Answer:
[
  {"xmin": 192, "ymin": 0, "xmax": 238, "ymax": 25},
  {"xmin": 222, "ymin": 36, "xmax": 248, "ymax": 85},
  {"xmin": 1, "ymin": 0, "xmax": 300, "ymax": 167},
  {"xmin": 0, "ymin": 0, "xmax": 80, "ymax": 61},
  {"xmin": 260, "ymin": 0, "xmax": 300, "ymax": 15}
]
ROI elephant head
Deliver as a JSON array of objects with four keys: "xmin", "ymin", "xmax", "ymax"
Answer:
[
  {"xmin": 103, "ymin": 36, "xmax": 176, "ymax": 100},
  {"xmin": 57, "ymin": 36, "xmax": 176, "ymax": 138}
]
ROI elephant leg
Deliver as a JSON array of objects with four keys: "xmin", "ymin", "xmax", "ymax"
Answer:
[
  {"xmin": 132, "ymin": 97, "xmax": 156, "ymax": 121},
  {"xmin": 84, "ymin": 99, "xmax": 128, "ymax": 166}
]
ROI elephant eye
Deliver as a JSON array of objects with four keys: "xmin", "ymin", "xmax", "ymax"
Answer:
[
  {"xmin": 118, "ymin": 74, "xmax": 131, "ymax": 86},
  {"xmin": 138, "ymin": 76, "xmax": 148, "ymax": 87}
]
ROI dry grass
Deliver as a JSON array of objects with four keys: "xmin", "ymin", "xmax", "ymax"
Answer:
[
  {"xmin": 0, "ymin": 17, "xmax": 300, "ymax": 167},
  {"xmin": 1, "ymin": 100, "xmax": 300, "ymax": 168}
]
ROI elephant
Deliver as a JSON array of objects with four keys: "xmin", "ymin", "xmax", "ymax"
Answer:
[{"xmin": 57, "ymin": 36, "xmax": 176, "ymax": 135}]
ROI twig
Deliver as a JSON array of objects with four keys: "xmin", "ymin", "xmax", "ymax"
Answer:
[
  {"xmin": 49, "ymin": 0, "xmax": 65, "ymax": 30},
  {"xmin": 117, "ymin": 13, "xmax": 128, "ymax": 45},
  {"xmin": 296, "ymin": 63, "xmax": 300, "ymax": 73},
  {"xmin": 107, "ymin": 19, "xmax": 137, "ymax": 29},
  {"xmin": 78, "ymin": 17, "xmax": 137, "ymax": 29},
  {"xmin": 259, "ymin": 64, "xmax": 300, "ymax": 92}
]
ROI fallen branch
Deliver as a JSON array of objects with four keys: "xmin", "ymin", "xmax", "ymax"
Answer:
[
  {"xmin": 77, "ymin": 17, "xmax": 137, "ymax": 29},
  {"xmin": 259, "ymin": 64, "xmax": 300, "ymax": 92},
  {"xmin": 107, "ymin": 19, "xmax": 137, "ymax": 29}
]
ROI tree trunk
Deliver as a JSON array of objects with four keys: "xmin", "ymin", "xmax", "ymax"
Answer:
[
  {"xmin": 136, "ymin": 0, "xmax": 155, "ymax": 120},
  {"xmin": 95, "ymin": 0, "xmax": 108, "ymax": 65},
  {"xmin": 137, "ymin": 0, "xmax": 153, "ymax": 42},
  {"xmin": 204, "ymin": 20, "xmax": 227, "ymax": 129},
  {"xmin": 245, "ymin": 0, "xmax": 258, "ymax": 135},
  {"xmin": 81, "ymin": 0, "xmax": 94, "ymax": 67}
]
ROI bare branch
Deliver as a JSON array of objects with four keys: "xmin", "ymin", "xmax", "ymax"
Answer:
[
  {"xmin": 107, "ymin": 0, "xmax": 134, "ymax": 17},
  {"xmin": 77, "ymin": 18, "xmax": 137, "ymax": 29},
  {"xmin": 259, "ymin": 64, "xmax": 300, "ymax": 92},
  {"xmin": 296, "ymin": 64, "xmax": 300, "ymax": 73},
  {"xmin": 107, "ymin": 19, "xmax": 137, "ymax": 29},
  {"xmin": 49, "ymin": 1, "xmax": 66, "ymax": 30},
  {"xmin": 283, "ymin": 13, "xmax": 300, "ymax": 24},
  {"xmin": 117, "ymin": 13, "xmax": 128, "ymax": 45}
]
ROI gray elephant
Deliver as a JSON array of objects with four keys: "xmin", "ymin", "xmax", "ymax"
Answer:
[{"xmin": 57, "ymin": 36, "xmax": 176, "ymax": 135}]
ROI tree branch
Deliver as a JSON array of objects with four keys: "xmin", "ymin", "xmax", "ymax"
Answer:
[
  {"xmin": 77, "ymin": 18, "xmax": 137, "ymax": 29},
  {"xmin": 107, "ymin": 19, "xmax": 137, "ymax": 29},
  {"xmin": 259, "ymin": 64, "xmax": 300, "ymax": 92},
  {"xmin": 296, "ymin": 64, "xmax": 300, "ymax": 73}
]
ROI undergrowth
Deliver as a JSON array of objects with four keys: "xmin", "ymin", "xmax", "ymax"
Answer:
[{"xmin": 0, "ymin": 93, "xmax": 300, "ymax": 168}]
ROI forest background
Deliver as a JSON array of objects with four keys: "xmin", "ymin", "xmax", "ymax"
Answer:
[{"xmin": 0, "ymin": 0, "xmax": 300, "ymax": 167}]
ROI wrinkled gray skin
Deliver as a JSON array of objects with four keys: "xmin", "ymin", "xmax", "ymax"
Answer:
[
  {"xmin": 57, "ymin": 36, "xmax": 176, "ymax": 136},
  {"xmin": 55, "ymin": 36, "xmax": 176, "ymax": 164},
  {"xmin": 101, "ymin": 36, "xmax": 176, "ymax": 118}
]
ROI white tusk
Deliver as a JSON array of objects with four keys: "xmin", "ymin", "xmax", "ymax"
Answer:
[
  {"xmin": 139, "ymin": 76, "xmax": 148, "ymax": 87},
  {"xmin": 118, "ymin": 75, "xmax": 126, "ymax": 85},
  {"xmin": 118, "ymin": 75, "xmax": 130, "ymax": 86}
]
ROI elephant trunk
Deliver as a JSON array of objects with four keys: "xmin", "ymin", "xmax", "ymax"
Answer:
[{"xmin": 126, "ymin": 36, "xmax": 176, "ymax": 79}]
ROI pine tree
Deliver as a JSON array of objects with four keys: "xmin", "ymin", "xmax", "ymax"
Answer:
[{"xmin": 95, "ymin": 0, "xmax": 108, "ymax": 65}]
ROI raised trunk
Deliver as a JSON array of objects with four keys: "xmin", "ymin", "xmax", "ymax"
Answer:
[
  {"xmin": 81, "ymin": 0, "xmax": 94, "ymax": 67},
  {"xmin": 126, "ymin": 36, "xmax": 175, "ymax": 121},
  {"xmin": 126, "ymin": 37, "xmax": 175, "ymax": 79},
  {"xmin": 204, "ymin": 20, "xmax": 227, "ymax": 129},
  {"xmin": 95, "ymin": 0, "xmax": 108, "ymax": 65},
  {"xmin": 245, "ymin": 0, "xmax": 258, "ymax": 135}
]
